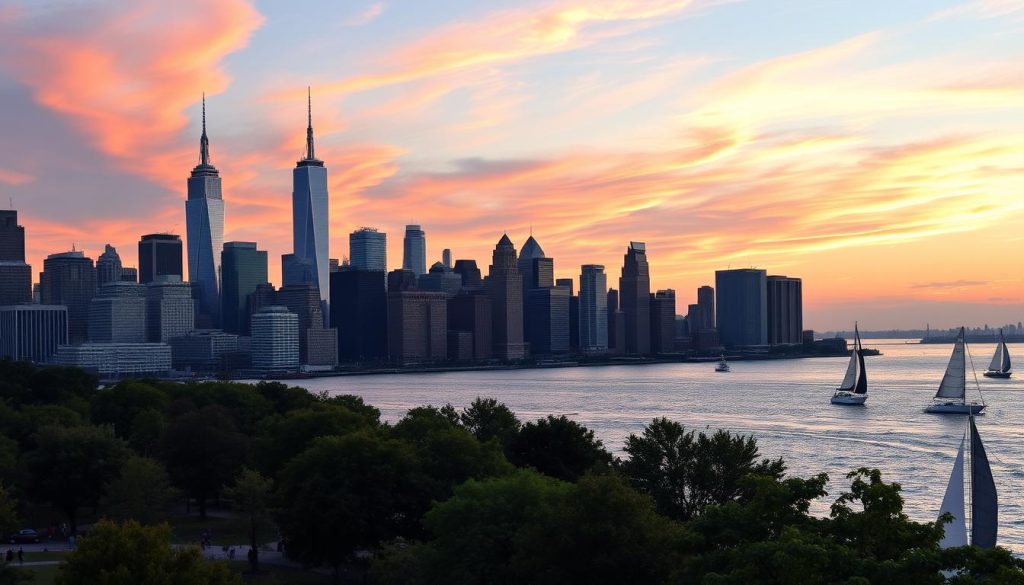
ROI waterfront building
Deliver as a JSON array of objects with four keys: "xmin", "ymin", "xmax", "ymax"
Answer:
[
  {"xmin": 448, "ymin": 291, "xmax": 492, "ymax": 361},
  {"xmin": 349, "ymin": 227, "xmax": 386, "ymax": 272},
  {"xmin": 388, "ymin": 270, "xmax": 446, "ymax": 364},
  {"xmin": 40, "ymin": 250, "xmax": 96, "ymax": 343},
  {"xmin": 0, "ymin": 211, "xmax": 31, "ymax": 306},
  {"xmin": 291, "ymin": 90, "xmax": 330, "ymax": 314},
  {"xmin": 402, "ymin": 225, "xmax": 427, "ymax": 276},
  {"xmin": 442, "ymin": 249, "xmax": 452, "ymax": 269},
  {"xmin": 120, "ymin": 267, "xmax": 138, "ymax": 283},
  {"xmin": 517, "ymin": 235, "xmax": 549, "ymax": 291},
  {"xmin": 767, "ymin": 275, "xmax": 803, "ymax": 345},
  {"xmin": 168, "ymin": 329, "xmax": 239, "ymax": 372},
  {"xmin": 251, "ymin": 306, "xmax": 299, "ymax": 371},
  {"xmin": 277, "ymin": 283, "xmax": 334, "ymax": 365},
  {"xmin": 447, "ymin": 330, "xmax": 473, "ymax": 361},
  {"xmin": 95, "ymin": 244, "xmax": 123, "ymax": 286},
  {"xmin": 697, "ymin": 285, "xmax": 715, "ymax": 331},
  {"xmin": 88, "ymin": 282, "xmax": 146, "ymax": 343},
  {"xmin": 0, "ymin": 305, "xmax": 67, "ymax": 363},
  {"xmin": 556, "ymin": 278, "xmax": 579, "ymax": 353},
  {"xmin": 330, "ymin": 269, "xmax": 388, "ymax": 364},
  {"xmin": 146, "ymin": 278, "xmax": 194, "ymax": 342},
  {"xmin": 715, "ymin": 268, "xmax": 767, "ymax": 347},
  {"xmin": 138, "ymin": 234, "xmax": 183, "ymax": 284},
  {"xmin": 418, "ymin": 262, "xmax": 462, "ymax": 297},
  {"xmin": 221, "ymin": 242, "xmax": 267, "ymax": 336},
  {"xmin": 305, "ymin": 327, "xmax": 338, "ymax": 368},
  {"xmin": 185, "ymin": 96, "xmax": 225, "ymax": 327},
  {"xmin": 487, "ymin": 235, "xmax": 526, "ymax": 360},
  {"xmin": 453, "ymin": 260, "xmax": 482, "ymax": 290},
  {"xmin": 619, "ymin": 242, "xmax": 651, "ymax": 355},
  {"xmin": 53, "ymin": 342, "xmax": 172, "ymax": 377},
  {"xmin": 525, "ymin": 286, "xmax": 570, "ymax": 355},
  {"xmin": 650, "ymin": 289, "xmax": 676, "ymax": 354},
  {"xmin": 579, "ymin": 265, "xmax": 608, "ymax": 352},
  {"xmin": 607, "ymin": 288, "xmax": 625, "ymax": 355}
]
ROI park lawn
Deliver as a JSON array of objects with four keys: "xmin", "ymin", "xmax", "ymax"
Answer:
[
  {"xmin": 15, "ymin": 563, "xmax": 60, "ymax": 585},
  {"xmin": 228, "ymin": 561, "xmax": 334, "ymax": 584},
  {"xmin": 170, "ymin": 515, "xmax": 278, "ymax": 547},
  {"xmin": 24, "ymin": 551, "xmax": 70, "ymax": 562}
]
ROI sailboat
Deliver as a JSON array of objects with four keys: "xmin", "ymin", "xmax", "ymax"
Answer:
[
  {"xmin": 715, "ymin": 355, "xmax": 730, "ymax": 373},
  {"xmin": 937, "ymin": 415, "xmax": 997, "ymax": 549},
  {"xmin": 925, "ymin": 327, "xmax": 986, "ymax": 414},
  {"xmin": 983, "ymin": 330, "xmax": 1012, "ymax": 379},
  {"xmin": 831, "ymin": 324, "xmax": 867, "ymax": 405}
]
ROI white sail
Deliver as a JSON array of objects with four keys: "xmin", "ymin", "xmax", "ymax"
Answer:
[
  {"xmin": 935, "ymin": 330, "xmax": 966, "ymax": 400},
  {"xmin": 988, "ymin": 339, "xmax": 1004, "ymax": 373},
  {"xmin": 838, "ymin": 346, "xmax": 858, "ymax": 390},
  {"xmin": 937, "ymin": 435, "xmax": 969, "ymax": 549}
]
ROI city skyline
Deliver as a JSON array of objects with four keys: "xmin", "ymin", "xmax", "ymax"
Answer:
[{"xmin": 1, "ymin": 1, "xmax": 1022, "ymax": 330}]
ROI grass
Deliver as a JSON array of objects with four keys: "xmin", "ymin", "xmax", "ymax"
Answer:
[
  {"xmin": 169, "ymin": 515, "xmax": 278, "ymax": 547},
  {"xmin": 228, "ymin": 561, "xmax": 334, "ymax": 584},
  {"xmin": 14, "ymin": 563, "xmax": 60, "ymax": 585}
]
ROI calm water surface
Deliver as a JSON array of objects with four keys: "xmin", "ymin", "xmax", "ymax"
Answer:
[{"xmin": 290, "ymin": 340, "xmax": 1024, "ymax": 551}]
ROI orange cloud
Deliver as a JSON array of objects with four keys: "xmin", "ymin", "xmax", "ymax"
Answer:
[{"xmin": 0, "ymin": 168, "xmax": 33, "ymax": 186}]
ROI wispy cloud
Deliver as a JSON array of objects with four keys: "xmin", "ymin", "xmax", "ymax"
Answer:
[
  {"xmin": 910, "ymin": 280, "xmax": 990, "ymax": 290},
  {"xmin": 342, "ymin": 2, "xmax": 385, "ymax": 27}
]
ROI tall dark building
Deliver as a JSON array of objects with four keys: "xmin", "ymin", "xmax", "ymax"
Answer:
[
  {"xmin": 95, "ymin": 244, "xmax": 123, "ymax": 286},
  {"xmin": 619, "ymin": 241, "xmax": 651, "ymax": 355},
  {"xmin": 387, "ymin": 269, "xmax": 446, "ymax": 364},
  {"xmin": 697, "ymin": 285, "xmax": 715, "ymax": 330},
  {"xmin": 277, "ymin": 283, "xmax": 324, "ymax": 364},
  {"xmin": 649, "ymin": 289, "xmax": 676, "ymax": 354},
  {"xmin": 330, "ymin": 270, "xmax": 388, "ymax": 363},
  {"xmin": 448, "ymin": 291, "xmax": 492, "ymax": 361},
  {"xmin": 0, "ymin": 210, "xmax": 31, "ymax": 305},
  {"xmin": 556, "ymin": 278, "xmax": 578, "ymax": 352},
  {"xmin": 402, "ymin": 225, "xmax": 427, "ymax": 276},
  {"xmin": 186, "ymin": 96, "xmax": 224, "ymax": 328},
  {"xmin": 221, "ymin": 242, "xmax": 268, "ymax": 335},
  {"xmin": 525, "ymin": 286, "xmax": 570, "ymax": 355},
  {"xmin": 488, "ymin": 234, "xmax": 526, "ymax": 360},
  {"xmin": 138, "ymin": 234, "xmax": 183, "ymax": 284},
  {"xmin": 767, "ymin": 275, "xmax": 803, "ymax": 345},
  {"xmin": 607, "ymin": 289, "xmax": 625, "ymax": 355},
  {"xmin": 120, "ymin": 267, "xmax": 138, "ymax": 283},
  {"xmin": 453, "ymin": 259, "xmax": 482, "ymax": 289},
  {"xmin": 716, "ymin": 268, "xmax": 767, "ymax": 347},
  {"xmin": 40, "ymin": 250, "xmax": 97, "ymax": 343},
  {"xmin": 418, "ymin": 262, "xmax": 462, "ymax": 297}
]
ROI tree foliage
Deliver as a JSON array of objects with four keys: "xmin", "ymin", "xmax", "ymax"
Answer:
[
  {"xmin": 100, "ymin": 456, "xmax": 178, "ymax": 525},
  {"xmin": 509, "ymin": 415, "xmax": 612, "ymax": 481}
]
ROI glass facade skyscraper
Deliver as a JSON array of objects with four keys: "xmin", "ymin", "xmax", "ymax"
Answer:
[
  {"xmin": 40, "ymin": 250, "xmax": 96, "ymax": 343},
  {"xmin": 349, "ymin": 227, "xmax": 386, "ymax": 272},
  {"xmin": 291, "ymin": 90, "xmax": 330, "ymax": 318},
  {"xmin": 186, "ymin": 96, "xmax": 224, "ymax": 326},
  {"xmin": 715, "ymin": 268, "xmax": 768, "ymax": 348},
  {"xmin": 402, "ymin": 225, "xmax": 426, "ymax": 276},
  {"xmin": 580, "ymin": 264, "xmax": 608, "ymax": 351},
  {"xmin": 221, "ymin": 242, "xmax": 268, "ymax": 336},
  {"xmin": 138, "ymin": 234, "xmax": 183, "ymax": 284},
  {"xmin": 619, "ymin": 241, "xmax": 651, "ymax": 355},
  {"xmin": 0, "ymin": 210, "xmax": 31, "ymax": 306}
]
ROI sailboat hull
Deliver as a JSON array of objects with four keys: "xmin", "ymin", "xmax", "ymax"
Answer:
[
  {"xmin": 831, "ymin": 393, "xmax": 867, "ymax": 405},
  {"xmin": 982, "ymin": 371, "xmax": 1011, "ymax": 379},
  {"xmin": 925, "ymin": 402, "xmax": 986, "ymax": 414}
]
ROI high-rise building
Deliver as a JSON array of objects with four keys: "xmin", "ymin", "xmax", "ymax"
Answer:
[
  {"xmin": 442, "ymin": 249, "xmax": 452, "ymax": 269},
  {"xmin": 349, "ymin": 228, "xmax": 386, "ymax": 272},
  {"xmin": 138, "ymin": 234, "xmax": 183, "ymax": 284},
  {"xmin": 767, "ymin": 275, "xmax": 803, "ymax": 346},
  {"xmin": 453, "ymin": 260, "xmax": 482, "ymax": 290},
  {"xmin": 40, "ymin": 250, "xmax": 96, "ymax": 343},
  {"xmin": 95, "ymin": 244, "xmax": 123, "ymax": 286},
  {"xmin": 186, "ymin": 96, "xmax": 225, "ymax": 327},
  {"xmin": 330, "ymin": 270, "xmax": 388, "ymax": 363},
  {"xmin": 277, "ymin": 283, "xmax": 330, "ymax": 365},
  {"xmin": 251, "ymin": 306, "xmax": 299, "ymax": 371},
  {"xmin": 0, "ymin": 305, "xmax": 68, "ymax": 363},
  {"xmin": 649, "ymin": 289, "xmax": 676, "ymax": 354},
  {"xmin": 387, "ymin": 269, "xmax": 446, "ymax": 364},
  {"xmin": 0, "ymin": 210, "xmax": 31, "ymax": 306},
  {"xmin": 221, "ymin": 242, "xmax": 268, "ymax": 336},
  {"xmin": 697, "ymin": 285, "xmax": 715, "ymax": 331},
  {"xmin": 448, "ymin": 291, "xmax": 492, "ymax": 361},
  {"xmin": 291, "ymin": 90, "xmax": 330, "ymax": 316},
  {"xmin": 120, "ymin": 267, "xmax": 138, "ymax": 283},
  {"xmin": 402, "ymin": 225, "xmax": 427, "ymax": 276},
  {"xmin": 579, "ymin": 265, "xmax": 608, "ymax": 352},
  {"xmin": 556, "ymin": 278, "xmax": 579, "ymax": 353},
  {"xmin": 619, "ymin": 242, "xmax": 651, "ymax": 355},
  {"xmin": 607, "ymin": 289, "xmax": 625, "ymax": 355},
  {"xmin": 517, "ymin": 235, "xmax": 547, "ymax": 291},
  {"xmin": 146, "ymin": 278, "xmax": 194, "ymax": 342},
  {"xmin": 715, "ymin": 268, "xmax": 767, "ymax": 347},
  {"xmin": 418, "ymin": 262, "xmax": 462, "ymax": 297},
  {"xmin": 525, "ymin": 286, "xmax": 570, "ymax": 355},
  {"xmin": 487, "ymin": 235, "xmax": 526, "ymax": 360},
  {"xmin": 88, "ymin": 282, "xmax": 146, "ymax": 343}
]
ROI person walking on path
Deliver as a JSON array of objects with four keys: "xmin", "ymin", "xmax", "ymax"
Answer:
[
  {"xmin": 5, "ymin": 549, "xmax": 12, "ymax": 563},
  {"xmin": 17, "ymin": 547, "xmax": 23, "ymax": 564}
]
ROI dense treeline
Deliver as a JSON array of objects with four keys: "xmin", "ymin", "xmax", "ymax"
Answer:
[{"xmin": 0, "ymin": 360, "xmax": 1022, "ymax": 584}]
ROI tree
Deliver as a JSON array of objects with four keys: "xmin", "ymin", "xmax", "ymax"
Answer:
[
  {"xmin": 100, "ymin": 456, "xmax": 178, "ymax": 524},
  {"xmin": 621, "ymin": 418, "xmax": 784, "ymax": 521},
  {"xmin": 0, "ymin": 483, "xmax": 19, "ymax": 538},
  {"xmin": 224, "ymin": 468, "xmax": 272, "ymax": 573},
  {"xmin": 23, "ymin": 424, "xmax": 130, "ymax": 533},
  {"xmin": 253, "ymin": 403, "xmax": 369, "ymax": 475},
  {"xmin": 162, "ymin": 405, "xmax": 248, "ymax": 518},
  {"xmin": 459, "ymin": 398, "xmax": 520, "ymax": 452},
  {"xmin": 90, "ymin": 380, "xmax": 168, "ymax": 439},
  {"xmin": 323, "ymin": 394, "xmax": 381, "ymax": 426},
  {"xmin": 509, "ymin": 415, "xmax": 612, "ymax": 481},
  {"xmin": 55, "ymin": 520, "xmax": 240, "ymax": 585},
  {"xmin": 276, "ymin": 431, "xmax": 416, "ymax": 582}
]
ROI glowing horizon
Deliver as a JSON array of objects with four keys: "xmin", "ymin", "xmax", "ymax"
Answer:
[{"xmin": 1, "ymin": 0, "xmax": 1022, "ymax": 330}]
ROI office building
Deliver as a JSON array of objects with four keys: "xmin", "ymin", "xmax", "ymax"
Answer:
[
  {"xmin": 120, "ymin": 267, "xmax": 138, "ymax": 283},
  {"xmin": 185, "ymin": 96, "xmax": 225, "ymax": 326},
  {"xmin": 487, "ymin": 235, "xmax": 526, "ymax": 360},
  {"xmin": 579, "ymin": 265, "xmax": 608, "ymax": 352},
  {"xmin": 442, "ymin": 248, "xmax": 452, "ymax": 269},
  {"xmin": 277, "ymin": 283, "xmax": 332, "ymax": 365},
  {"xmin": 146, "ymin": 278, "xmax": 194, "ymax": 342},
  {"xmin": 88, "ymin": 282, "xmax": 146, "ymax": 343},
  {"xmin": 291, "ymin": 90, "xmax": 330, "ymax": 313},
  {"xmin": 0, "ymin": 211, "xmax": 32, "ymax": 306},
  {"xmin": 418, "ymin": 262, "xmax": 462, "ymax": 297},
  {"xmin": 453, "ymin": 260, "xmax": 482, "ymax": 290},
  {"xmin": 169, "ymin": 329, "xmax": 240, "ymax": 372},
  {"xmin": 0, "ymin": 210, "xmax": 26, "ymax": 262},
  {"xmin": 53, "ymin": 343, "xmax": 172, "ymax": 377},
  {"xmin": 388, "ymin": 270, "xmax": 446, "ymax": 364},
  {"xmin": 305, "ymin": 327, "xmax": 338, "ymax": 368},
  {"xmin": 330, "ymin": 270, "xmax": 388, "ymax": 364},
  {"xmin": 95, "ymin": 244, "xmax": 124, "ymax": 286},
  {"xmin": 697, "ymin": 285, "xmax": 715, "ymax": 331},
  {"xmin": 0, "ymin": 305, "xmax": 68, "ymax": 363},
  {"xmin": 349, "ymin": 227, "xmax": 386, "ymax": 272},
  {"xmin": 518, "ymin": 235, "xmax": 551, "ymax": 290},
  {"xmin": 251, "ymin": 306, "xmax": 299, "ymax": 371},
  {"xmin": 40, "ymin": 250, "xmax": 96, "ymax": 343},
  {"xmin": 402, "ymin": 224, "xmax": 427, "ymax": 276},
  {"xmin": 715, "ymin": 268, "xmax": 767, "ymax": 347},
  {"xmin": 138, "ymin": 234, "xmax": 183, "ymax": 284},
  {"xmin": 448, "ymin": 291, "xmax": 492, "ymax": 361},
  {"xmin": 650, "ymin": 289, "xmax": 676, "ymax": 354},
  {"xmin": 525, "ymin": 286, "xmax": 570, "ymax": 355},
  {"xmin": 221, "ymin": 242, "xmax": 268, "ymax": 336},
  {"xmin": 619, "ymin": 242, "xmax": 651, "ymax": 355},
  {"xmin": 767, "ymin": 275, "xmax": 803, "ymax": 345},
  {"xmin": 607, "ymin": 289, "xmax": 625, "ymax": 355},
  {"xmin": 556, "ymin": 278, "xmax": 579, "ymax": 352}
]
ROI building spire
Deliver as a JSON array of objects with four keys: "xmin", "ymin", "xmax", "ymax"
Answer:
[
  {"xmin": 199, "ymin": 93, "xmax": 210, "ymax": 166},
  {"xmin": 305, "ymin": 86, "xmax": 315, "ymax": 161}
]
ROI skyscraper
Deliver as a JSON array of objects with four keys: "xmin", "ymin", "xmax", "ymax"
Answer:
[
  {"xmin": 330, "ymin": 269, "xmax": 388, "ymax": 363},
  {"xmin": 442, "ymin": 248, "xmax": 452, "ymax": 269},
  {"xmin": 453, "ymin": 260, "xmax": 483, "ymax": 290},
  {"xmin": 525, "ymin": 286, "xmax": 570, "ymax": 355},
  {"xmin": 138, "ymin": 234, "xmax": 183, "ymax": 284},
  {"xmin": 95, "ymin": 244, "xmax": 123, "ymax": 286},
  {"xmin": 40, "ymin": 250, "xmax": 96, "ymax": 343},
  {"xmin": 766, "ymin": 275, "xmax": 803, "ymax": 345},
  {"xmin": 517, "ymin": 235, "xmax": 547, "ymax": 292},
  {"xmin": 387, "ymin": 268, "xmax": 447, "ymax": 364},
  {"xmin": 349, "ymin": 227, "xmax": 387, "ymax": 272},
  {"xmin": 0, "ymin": 210, "xmax": 31, "ymax": 306},
  {"xmin": 607, "ymin": 288, "xmax": 625, "ymax": 355},
  {"xmin": 649, "ymin": 289, "xmax": 676, "ymax": 354},
  {"xmin": 146, "ymin": 278, "xmax": 194, "ymax": 342},
  {"xmin": 715, "ymin": 268, "xmax": 767, "ymax": 347},
  {"xmin": 186, "ymin": 96, "xmax": 225, "ymax": 326},
  {"xmin": 88, "ymin": 282, "xmax": 146, "ymax": 343},
  {"xmin": 487, "ymin": 234, "xmax": 526, "ymax": 360},
  {"xmin": 697, "ymin": 285, "xmax": 715, "ymax": 331},
  {"xmin": 251, "ymin": 306, "xmax": 299, "ymax": 371},
  {"xmin": 0, "ymin": 305, "xmax": 67, "ymax": 363},
  {"xmin": 418, "ymin": 262, "xmax": 462, "ymax": 297},
  {"xmin": 579, "ymin": 265, "xmax": 608, "ymax": 352},
  {"xmin": 448, "ymin": 291, "xmax": 492, "ymax": 361},
  {"xmin": 556, "ymin": 278, "xmax": 579, "ymax": 353},
  {"xmin": 291, "ymin": 89, "xmax": 330, "ymax": 317},
  {"xmin": 619, "ymin": 242, "xmax": 651, "ymax": 355},
  {"xmin": 221, "ymin": 242, "xmax": 268, "ymax": 336},
  {"xmin": 402, "ymin": 225, "xmax": 427, "ymax": 276}
]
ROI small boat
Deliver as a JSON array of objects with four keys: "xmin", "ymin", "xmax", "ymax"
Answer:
[
  {"xmin": 925, "ymin": 327, "xmax": 985, "ymax": 414},
  {"xmin": 936, "ymin": 415, "xmax": 997, "ymax": 549},
  {"xmin": 983, "ymin": 330, "xmax": 1012, "ymax": 379},
  {"xmin": 831, "ymin": 324, "xmax": 867, "ymax": 405},
  {"xmin": 714, "ymin": 356, "xmax": 730, "ymax": 373}
]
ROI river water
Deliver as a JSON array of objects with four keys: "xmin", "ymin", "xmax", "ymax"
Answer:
[{"xmin": 289, "ymin": 340, "xmax": 1024, "ymax": 551}]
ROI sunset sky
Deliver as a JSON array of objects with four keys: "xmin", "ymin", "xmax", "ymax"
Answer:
[{"xmin": 1, "ymin": 0, "xmax": 1022, "ymax": 330}]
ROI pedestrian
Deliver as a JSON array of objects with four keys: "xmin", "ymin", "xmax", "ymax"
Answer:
[
  {"xmin": 228, "ymin": 547, "xmax": 236, "ymax": 560},
  {"xmin": 5, "ymin": 549, "xmax": 12, "ymax": 563},
  {"xmin": 16, "ymin": 548, "xmax": 22, "ymax": 565}
]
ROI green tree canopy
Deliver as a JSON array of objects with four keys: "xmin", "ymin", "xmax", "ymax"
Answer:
[
  {"xmin": 100, "ymin": 456, "xmax": 178, "ymax": 525},
  {"xmin": 459, "ymin": 398, "xmax": 520, "ymax": 452},
  {"xmin": 224, "ymin": 467, "xmax": 273, "ymax": 573},
  {"xmin": 509, "ymin": 415, "xmax": 612, "ymax": 481}
]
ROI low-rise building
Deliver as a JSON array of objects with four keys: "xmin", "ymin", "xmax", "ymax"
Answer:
[{"xmin": 53, "ymin": 343, "xmax": 172, "ymax": 377}]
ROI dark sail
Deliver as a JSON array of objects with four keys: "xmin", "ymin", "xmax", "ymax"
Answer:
[
  {"xmin": 854, "ymin": 350, "xmax": 868, "ymax": 394},
  {"xmin": 970, "ymin": 417, "xmax": 998, "ymax": 548}
]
